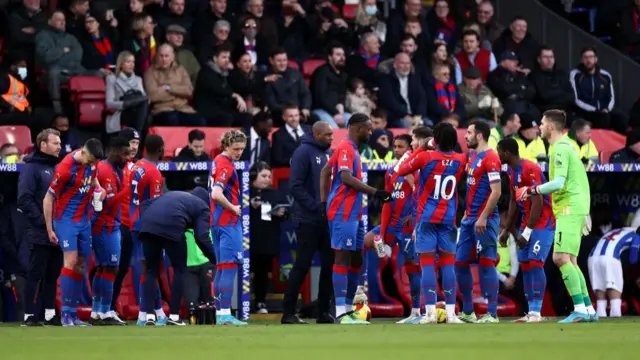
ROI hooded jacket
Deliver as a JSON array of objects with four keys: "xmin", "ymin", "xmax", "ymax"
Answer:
[{"xmin": 17, "ymin": 150, "xmax": 60, "ymax": 234}]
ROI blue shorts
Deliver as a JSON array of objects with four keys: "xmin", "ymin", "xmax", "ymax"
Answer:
[
  {"xmin": 517, "ymin": 228, "xmax": 554, "ymax": 263},
  {"xmin": 54, "ymin": 219, "xmax": 92, "ymax": 257},
  {"xmin": 371, "ymin": 225, "xmax": 415, "ymax": 260},
  {"xmin": 131, "ymin": 230, "xmax": 143, "ymax": 261},
  {"xmin": 455, "ymin": 217, "xmax": 500, "ymax": 262},
  {"xmin": 212, "ymin": 224, "xmax": 243, "ymax": 264},
  {"xmin": 329, "ymin": 220, "xmax": 365, "ymax": 251},
  {"xmin": 416, "ymin": 222, "xmax": 457, "ymax": 254},
  {"xmin": 92, "ymin": 229, "xmax": 122, "ymax": 266}
]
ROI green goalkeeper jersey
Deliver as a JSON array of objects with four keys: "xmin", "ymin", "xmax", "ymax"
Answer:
[{"xmin": 548, "ymin": 137, "xmax": 591, "ymax": 217}]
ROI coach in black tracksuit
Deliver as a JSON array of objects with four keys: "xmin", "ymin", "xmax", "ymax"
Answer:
[
  {"xmin": 18, "ymin": 129, "xmax": 62, "ymax": 326},
  {"xmin": 139, "ymin": 188, "xmax": 216, "ymax": 324},
  {"xmin": 281, "ymin": 122, "xmax": 335, "ymax": 324}
]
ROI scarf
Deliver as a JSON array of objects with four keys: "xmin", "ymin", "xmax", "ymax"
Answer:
[
  {"xmin": 435, "ymin": 16, "xmax": 456, "ymax": 44},
  {"xmin": 435, "ymin": 81, "xmax": 456, "ymax": 111},
  {"xmin": 245, "ymin": 41, "xmax": 255, "ymax": 52},
  {"xmin": 133, "ymin": 36, "xmax": 156, "ymax": 73},
  {"xmin": 359, "ymin": 48, "xmax": 380, "ymax": 69},
  {"xmin": 92, "ymin": 33, "xmax": 114, "ymax": 67}
]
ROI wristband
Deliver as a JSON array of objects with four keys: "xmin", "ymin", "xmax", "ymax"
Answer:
[
  {"xmin": 522, "ymin": 227, "xmax": 533, "ymax": 241},
  {"xmin": 531, "ymin": 186, "xmax": 540, "ymax": 195}
]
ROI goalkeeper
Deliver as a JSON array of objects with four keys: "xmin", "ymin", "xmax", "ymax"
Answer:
[{"xmin": 516, "ymin": 110, "xmax": 597, "ymax": 323}]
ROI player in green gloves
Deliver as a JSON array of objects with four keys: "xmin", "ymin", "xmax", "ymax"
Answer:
[{"xmin": 516, "ymin": 109, "xmax": 597, "ymax": 323}]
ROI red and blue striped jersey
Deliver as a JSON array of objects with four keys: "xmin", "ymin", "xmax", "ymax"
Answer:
[
  {"xmin": 327, "ymin": 139, "xmax": 363, "ymax": 222},
  {"xmin": 129, "ymin": 159, "xmax": 164, "ymax": 231},
  {"xmin": 120, "ymin": 161, "xmax": 134, "ymax": 228},
  {"xmin": 210, "ymin": 154, "xmax": 240, "ymax": 226},
  {"xmin": 93, "ymin": 161, "xmax": 127, "ymax": 234},
  {"xmin": 398, "ymin": 150, "xmax": 466, "ymax": 225},
  {"xmin": 380, "ymin": 165, "xmax": 413, "ymax": 239},
  {"xmin": 508, "ymin": 159, "xmax": 555, "ymax": 230},
  {"xmin": 465, "ymin": 149, "xmax": 502, "ymax": 219},
  {"xmin": 406, "ymin": 148, "xmax": 425, "ymax": 229},
  {"xmin": 48, "ymin": 151, "xmax": 97, "ymax": 222}
]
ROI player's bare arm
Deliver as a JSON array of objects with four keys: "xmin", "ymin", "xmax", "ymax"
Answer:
[
  {"xmin": 477, "ymin": 182, "xmax": 501, "ymax": 234},
  {"xmin": 499, "ymin": 191, "xmax": 518, "ymax": 247},
  {"xmin": 211, "ymin": 186, "xmax": 241, "ymax": 216},
  {"xmin": 339, "ymin": 170, "xmax": 380, "ymax": 197},
  {"xmin": 42, "ymin": 192, "xmax": 57, "ymax": 244}
]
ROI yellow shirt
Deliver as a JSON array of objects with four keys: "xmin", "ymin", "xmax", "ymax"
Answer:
[
  {"xmin": 514, "ymin": 136, "xmax": 547, "ymax": 162},
  {"xmin": 548, "ymin": 134, "xmax": 599, "ymax": 164}
]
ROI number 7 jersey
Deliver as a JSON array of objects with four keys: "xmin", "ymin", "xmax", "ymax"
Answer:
[{"xmin": 398, "ymin": 150, "xmax": 466, "ymax": 225}]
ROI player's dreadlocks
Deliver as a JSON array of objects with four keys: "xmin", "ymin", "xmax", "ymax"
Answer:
[{"xmin": 433, "ymin": 122, "xmax": 457, "ymax": 152}]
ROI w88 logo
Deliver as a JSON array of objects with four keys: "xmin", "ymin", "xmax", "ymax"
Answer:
[{"xmin": 392, "ymin": 191, "xmax": 405, "ymax": 199}]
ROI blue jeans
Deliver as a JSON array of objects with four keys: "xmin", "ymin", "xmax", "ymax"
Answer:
[
  {"xmin": 153, "ymin": 111, "xmax": 206, "ymax": 126},
  {"xmin": 312, "ymin": 109, "xmax": 352, "ymax": 129}
]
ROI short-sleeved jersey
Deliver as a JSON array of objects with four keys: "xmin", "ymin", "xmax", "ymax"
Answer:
[
  {"xmin": 327, "ymin": 139, "xmax": 363, "ymax": 222},
  {"xmin": 589, "ymin": 228, "xmax": 640, "ymax": 261},
  {"xmin": 129, "ymin": 159, "xmax": 164, "ymax": 231},
  {"xmin": 465, "ymin": 149, "xmax": 502, "ymax": 219},
  {"xmin": 48, "ymin": 151, "xmax": 97, "ymax": 222},
  {"xmin": 548, "ymin": 138, "xmax": 590, "ymax": 217},
  {"xmin": 508, "ymin": 159, "xmax": 555, "ymax": 230},
  {"xmin": 92, "ymin": 161, "xmax": 125, "ymax": 234},
  {"xmin": 210, "ymin": 154, "xmax": 240, "ymax": 226},
  {"xmin": 399, "ymin": 150, "xmax": 466, "ymax": 225},
  {"xmin": 120, "ymin": 161, "xmax": 134, "ymax": 228},
  {"xmin": 383, "ymin": 165, "xmax": 413, "ymax": 234},
  {"xmin": 406, "ymin": 148, "xmax": 425, "ymax": 228}
]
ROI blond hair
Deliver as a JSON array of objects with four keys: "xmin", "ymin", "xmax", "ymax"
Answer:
[
  {"xmin": 115, "ymin": 51, "xmax": 135, "ymax": 75},
  {"xmin": 221, "ymin": 129, "xmax": 247, "ymax": 150},
  {"xmin": 36, "ymin": 128, "xmax": 60, "ymax": 149},
  {"xmin": 132, "ymin": 14, "xmax": 152, "ymax": 33}
]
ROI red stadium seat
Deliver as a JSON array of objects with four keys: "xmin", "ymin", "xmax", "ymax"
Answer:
[
  {"xmin": 77, "ymin": 101, "xmax": 105, "ymax": 126},
  {"xmin": 342, "ymin": 4, "xmax": 357, "ymax": 19},
  {"xmin": 330, "ymin": 129, "xmax": 349, "ymax": 151},
  {"xmin": 148, "ymin": 126, "xmax": 236, "ymax": 160},
  {"xmin": 599, "ymin": 150, "xmax": 616, "ymax": 163},
  {"xmin": 69, "ymin": 76, "xmax": 106, "ymax": 126},
  {"xmin": 287, "ymin": 60, "xmax": 299, "ymax": 69},
  {"xmin": 0, "ymin": 125, "xmax": 31, "ymax": 153},
  {"xmin": 69, "ymin": 76, "xmax": 105, "ymax": 102},
  {"xmin": 302, "ymin": 59, "xmax": 325, "ymax": 84}
]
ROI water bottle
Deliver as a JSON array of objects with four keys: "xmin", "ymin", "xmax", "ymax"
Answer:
[
  {"xmin": 205, "ymin": 302, "xmax": 215, "ymax": 325},
  {"xmin": 93, "ymin": 187, "xmax": 103, "ymax": 212},
  {"xmin": 373, "ymin": 235, "xmax": 386, "ymax": 258},
  {"xmin": 189, "ymin": 303, "xmax": 198, "ymax": 325}
]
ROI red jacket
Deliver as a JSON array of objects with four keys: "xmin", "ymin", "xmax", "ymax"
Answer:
[{"xmin": 455, "ymin": 49, "xmax": 491, "ymax": 82}]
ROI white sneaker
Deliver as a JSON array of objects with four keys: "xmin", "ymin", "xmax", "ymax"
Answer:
[
  {"xmin": 446, "ymin": 315, "xmax": 465, "ymax": 324},
  {"xmin": 256, "ymin": 302, "xmax": 268, "ymax": 314},
  {"xmin": 396, "ymin": 312, "xmax": 421, "ymax": 324},
  {"xmin": 418, "ymin": 313, "xmax": 437, "ymax": 324},
  {"xmin": 353, "ymin": 288, "xmax": 368, "ymax": 305},
  {"xmin": 512, "ymin": 313, "xmax": 530, "ymax": 323},
  {"xmin": 110, "ymin": 312, "xmax": 126, "ymax": 324},
  {"xmin": 526, "ymin": 312, "xmax": 544, "ymax": 323}
]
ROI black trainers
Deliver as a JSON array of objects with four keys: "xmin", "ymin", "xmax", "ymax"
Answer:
[
  {"xmin": 43, "ymin": 314, "xmax": 62, "ymax": 326},
  {"xmin": 167, "ymin": 318, "xmax": 187, "ymax": 326},
  {"xmin": 89, "ymin": 317, "xmax": 105, "ymax": 326},
  {"xmin": 21, "ymin": 316, "xmax": 44, "ymax": 327},
  {"xmin": 101, "ymin": 317, "xmax": 126, "ymax": 326},
  {"xmin": 281, "ymin": 314, "xmax": 309, "ymax": 324}
]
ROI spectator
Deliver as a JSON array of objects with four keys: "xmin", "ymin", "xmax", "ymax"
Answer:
[
  {"xmin": 271, "ymin": 105, "xmax": 310, "ymax": 167},
  {"xmin": 476, "ymin": 0, "xmax": 504, "ymax": 44},
  {"xmin": 368, "ymin": 128, "xmax": 395, "ymax": 162},
  {"xmin": 249, "ymin": 161, "xmax": 287, "ymax": 314},
  {"xmin": 354, "ymin": 0, "xmax": 387, "ymax": 44},
  {"xmin": 458, "ymin": 66, "xmax": 502, "ymax": 123},
  {"xmin": 194, "ymin": 0, "xmax": 233, "ymax": 45},
  {"xmin": 193, "ymin": 45, "xmax": 247, "ymax": 127},
  {"xmin": 514, "ymin": 112, "xmax": 547, "ymax": 162},
  {"xmin": 529, "ymin": 45, "xmax": 574, "ymax": 113},
  {"xmin": 453, "ymin": 22, "xmax": 492, "ymax": 53},
  {"xmin": 8, "ymin": 0, "xmax": 47, "ymax": 64},
  {"xmin": 371, "ymin": 108, "xmax": 389, "ymax": 130},
  {"xmin": 264, "ymin": 48, "xmax": 312, "ymax": 125},
  {"xmin": 279, "ymin": 0, "xmax": 309, "ymax": 64},
  {"xmin": 167, "ymin": 129, "xmax": 212, "ymax": 190},
  {"xmin": 488, "ymin": 112, "xmax": 522, "ymax": 151},
  {"xmin": 378, "ymin": 53, "xmax": 428, "ymax": 128},
  {"xmin": 156, "ymin": 0, "xmax": 194, "ymax": 46},
  {"xmin": 198, "ymin": 19, "xmax": 233, "ymax": 66},
  {"xmin": 430, "ymin": 42, "xmax": 461, "ymax": 86},
  {"xmin": 234, "ymin": 15, "xmax": 269, "ymax": 71},
  {"xmin": 385, "ymin": 0, "xmax": 430, "ymax": 57},
  {"xmin": 402, "ymin": 18, "xmax": 430, "ymax": 58},
  {"xmin": 241, "ymin": 110, "xmax": 272, "ymax": 165},
  {"xmin": 79, "ymin": 11, "xmax": 119, "ymax": 72},
  {"xmin": 346, "ymin": 32, "xmax": 382, "ymax": 92},
  {"xmin": 65, "ymin": 0, "xmax": 90, "ymax": 39},
  {"xmin": 492, "ymin": 16, "xmax": 539, "ymax": 71},
  {"xmin": 242, "ymin": 0, "xmax": 278, "ymax": 51},
  {"xmin": 0, "ymin": 143, "xmax": 21, "ymax": 163},
  {"xmin": 105, "ymin": 51, "xmax": 149, "ymax": 134},
  {"xmin": 426, "ymin": 63, "xmax": 466, "ymax": 123},
  {"xmin": 486, "ymin": 51, "xmax": 536, "ymax": 116},
  {"xmin": 610, "ymin": 128, "xmax": 640, "ymax": 163},
  {"xmin": 569, "ymin": 47, "xmax": 627, "ymax": 133},
  {"xmin": 454, "ymin": 30, "xmax": 497, "ymax": 84},
  {"xmin": 123, "ymin": 12, "xmax": 157, "ymax": 76},
  {"xmin": 553, "ymin": 119, "xmax": 600, "ymax": 165},
  {"xmin": 145, "ymin": 44, "xmax": 204, "ymax": 126},
  {"xmin": 18, "ymin": 128, "xmax": 62, "ymax": 326},
  {"xmin": 115, "ymin": 0, "xmax": 144, "ymax": 37},
  {"xmin": 307, "ymin": 0, "xmax": 352, "ymax": 57},
  {"xmin": 0, "ymin": 56, "xmax": 31, "ymax": 120},
  {"xmin": 35, "ymin": 10, "xmax": 104, "ymax": 113},
  {"xmin": 310, "ymin": 42, "xmax": 350, "ymax": 129},
  {"xmin": 379, "ymin": 34, "xmax": 427, "ymax": 76},
  {"xmin": 617, "ymin": 0, "xmax": 640, "ymax": 61},
  {"xmin": 427, "ymin": 0, "xmax": 459, "ymax": 49},
  {"xmin": 51, "ymin": 114, "xmax": 80, "ymax": 158},
  {"xmin": 165, "ymin": 24, "xmax": 200, "ymax": 85},
  {"xmin": 229, "ymin": 52, "xmax": 268, "ymax": 115},
  {"xmin": 346, "ymin": 78, "xmax": 375, "ymax": 116}
]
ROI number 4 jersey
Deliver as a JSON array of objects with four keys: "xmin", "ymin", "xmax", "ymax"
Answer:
[{"xmin": 397, "ymin": 150, "xmax": 466, "ymax": 225}]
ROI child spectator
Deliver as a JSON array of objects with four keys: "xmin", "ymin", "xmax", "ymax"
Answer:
[{"xmin": 345, "ymin": 78, "xmax": 375, "ymax": 116}]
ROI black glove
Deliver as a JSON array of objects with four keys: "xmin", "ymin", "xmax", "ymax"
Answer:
[
  {"xmin": 321, "ymin": 202, "xmax": 327, "ymax": 218},
  {"xmin": 374, "ymin": 189, "xmax": 392, "ymax": 203}
]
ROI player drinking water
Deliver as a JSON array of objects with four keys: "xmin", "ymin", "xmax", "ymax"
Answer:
[
  {"xmin": 456, "ymin": 121, "xmax": 502, "ymax": 324},
  {"xmin": 398, "ymin": 123, "xmax": 466, "ymax": 324},
  {"xmin": 497, "ymin": 137, "xmax": 555, "ymax": 323},
  {"xmin": 43, "ymin": 139, "xmax": 104, "ymax": 326},
  {"xmin": 516, "ymin": 109, "xmax": 596, "ymax": 323},
  {"xmin": 320, "ymin": 113, "xmax": 391, "ymax": 324}
]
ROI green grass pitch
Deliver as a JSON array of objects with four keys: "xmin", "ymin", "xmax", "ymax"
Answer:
[{"xmin": 1, "ymin": 318, "xmax": 639, "ymax": 360}]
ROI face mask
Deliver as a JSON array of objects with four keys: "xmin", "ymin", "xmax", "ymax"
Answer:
[
  {"xmin": 17, "ymin": 67, "xmax": 27, "ymax": 80},
  {"xmin": 365, "ymin": 5, "xmax": 377, "ymax": 16},
  {"xmin": 3, "ymin": 154, "xmax": 18, "ymax": 163},
  {"xmin": 245, "ymin": 30, "xmax": 257, "ymax": 40}
]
